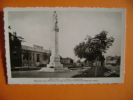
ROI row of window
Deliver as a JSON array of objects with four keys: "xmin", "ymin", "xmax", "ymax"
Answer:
[{"xmin": 22, "ymin": 52, "xmax": 40, "ymax": 62}]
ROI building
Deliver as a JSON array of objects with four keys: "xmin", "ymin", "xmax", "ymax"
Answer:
[
  {"xmin": 8, "ymin": 26, "xmax": 51, "ymax": 68},
  {"xmin": 105, "ymin": 56, "xmax": 120, "ymax": 65},
  {"xmin": 22, "ymin": 45, "xmax": 51, "ymax": 67},
  {"xmin": 61, "ymin": 57, "xmax": 73, "ymax": 64}
]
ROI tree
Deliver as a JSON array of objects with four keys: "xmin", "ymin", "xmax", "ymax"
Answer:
[
  {"xmin": 74, "ymin": 30, "xmax": 114, "ymax": 63},
  {"xmin": 42, "ymin": 52, "xmax": 51, "ymax": 63},
  {"xmin": 116, "ymin": 56, "xmax": 121, "ymax": 65},
  {"xmin": 42, "ymin": 53, "xmax": 49, "ymax": 61},
  {"xmin": 16, "ymin": 35, "xmax": 25, "ymax": 42},
  {"xmin": 74, "ymin": 42, "xmax": 86, "ymax": 59},
  {"xmin": 9, "ymin": 26, "xmax": 25, "ymax": 68},
  {"xmin": 9, "ymin": 26, "xmax": 25, "ymax": 51}
]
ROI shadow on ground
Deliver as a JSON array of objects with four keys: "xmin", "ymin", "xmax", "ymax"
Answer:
[{"xmin": 72, "ymin": 66, "xmax": 120, "ymax": 78}]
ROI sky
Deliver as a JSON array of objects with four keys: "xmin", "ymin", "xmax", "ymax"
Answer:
[{"xmin": 8, "ymin": 10, "xmax": 122, "ymax": 61}]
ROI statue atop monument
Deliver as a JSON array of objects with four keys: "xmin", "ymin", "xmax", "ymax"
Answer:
[
  {"xmin": 53, "ymin": 11, "xmax": 59, "ymax": 32},
  {"xmin": 53, "ymin": 11, "xmax": 58, "ymax": 23}
]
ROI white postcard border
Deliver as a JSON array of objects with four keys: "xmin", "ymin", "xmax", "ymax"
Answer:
[{"xmin": 4, "ymin": 7, "xmax": 126, "ymax": 84}]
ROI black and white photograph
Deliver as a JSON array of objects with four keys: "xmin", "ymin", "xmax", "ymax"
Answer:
[{"xmin": 4, "ymin": 8, "xmax": 125, "ymax": 84}]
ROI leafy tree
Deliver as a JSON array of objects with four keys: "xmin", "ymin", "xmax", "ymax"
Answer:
[
  {"xmin": 42, "ymin": 53, "xmax": 51, "ymax": 61},
  {"xmin": 15, "ymin": 35, "xmax": 25, "ymax": 43},
  {"xmin": 116, "ymin": 56, "xmax": 121, "ymax": 65},
  {"xmin": 74, "ymin": 30, "xmax": 114, "ymax": 63},
  {"xmin": 43, "ymin": 53, "xmax": 48, "ymax": 61},
  {"xmin": 9, "ymin": 26, "xmax": 25, "ymax": 54},
  {"xmin": 74, "ymin": 42, "xmax": 86, "ymax": 59},
  {"xmin": 9, "ymin": 26, "xmax": 25, "ymax": 68}
]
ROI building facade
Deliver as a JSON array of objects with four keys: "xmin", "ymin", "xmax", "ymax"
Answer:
[
  {"xmin": 9, "ymin": 26, "xmax": 51, "ymax": 68},
  {"xmin": 61, "ymin": 57, "xmax": 73, "ymax": 64},
  {"xmin": 105, "ymin": 56, "xmax": 120, "ymax": 65},
  {"xmin": 22, "ymin": 45, "xmax": 51, "ymax": 67}
]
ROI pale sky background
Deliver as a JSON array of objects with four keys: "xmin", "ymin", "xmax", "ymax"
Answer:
[{"xmin": 8, "ymin": 11, "xmax": 122, "ymax": 61}]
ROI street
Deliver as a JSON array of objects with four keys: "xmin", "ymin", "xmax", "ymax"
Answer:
[
  {"xmin": 11, "ymin": 67, "xmax": 90, "ymax": 78},
  {"xmin": 11, "ymin": 65, "xmax": 120, "ymax": 78}
]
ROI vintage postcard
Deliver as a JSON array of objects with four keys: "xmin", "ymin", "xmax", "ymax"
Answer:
[{"xmin": 4, "ymin": 7, "xmax": 126, "ymax": 84}]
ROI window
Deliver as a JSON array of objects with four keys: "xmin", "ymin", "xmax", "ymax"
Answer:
[
  {"xmin": 29, "ymin": 53, "xmax": 31, "ymax": 60},
  {"xmin": 33, "ymin": 53, "xmax": 34, "ymax": 60},
  {"xmin": 37, "ymin": 54, "xmax": 40, "ymax": 62}
]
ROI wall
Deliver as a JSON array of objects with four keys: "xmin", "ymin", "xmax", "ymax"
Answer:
[{"xmin": 0, "ymin": 0, "xmax": 133, "ymax": 100}]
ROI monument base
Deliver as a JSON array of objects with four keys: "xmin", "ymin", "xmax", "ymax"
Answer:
[
  {"xmin": 39, "ymin": 67, "xmax": 68, "ymax": 72},
  {"xmin": 39, "ymin": 62, "xmax": 68, "ymax": 72}
]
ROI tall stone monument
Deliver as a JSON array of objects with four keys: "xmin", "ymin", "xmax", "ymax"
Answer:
[{"xmin": 39, "ymin": 11, "xmax": 67, "ymax": 72}]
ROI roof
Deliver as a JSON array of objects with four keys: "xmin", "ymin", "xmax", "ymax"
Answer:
[
  {"xmin": 62, "ymin": 57, "xmax": 73, "ymax": 60},
  {"xmin": 22, "ymin": 45, "xmax": 51, "ymax": 53}
]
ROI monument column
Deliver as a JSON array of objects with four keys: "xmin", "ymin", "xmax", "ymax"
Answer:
[
  {"xmin": 47, "ymin": 11, "xmax": 63, "ymax": 69},
  {"xmin": 39, "ymin": 11, "xmax": 68, "ymax": 72}
]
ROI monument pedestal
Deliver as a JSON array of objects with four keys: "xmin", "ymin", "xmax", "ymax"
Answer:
[
  {"xmin": 39, "ymin": 56, "xmax": 68, "ymax": 72},
  {"xmin": 39, "ymin": 67, "xmax": 68, "ymax": 72}
]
